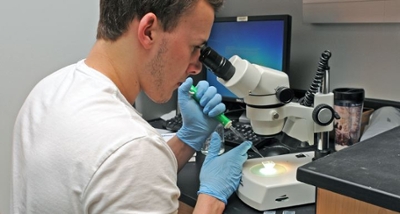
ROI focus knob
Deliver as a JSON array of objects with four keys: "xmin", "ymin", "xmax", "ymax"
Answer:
[
  {"xmin": 312, "ymin": 104, "xmax": 335, "ymax": 126},
  {"xmin": 276, "ymin": 87, "xmax": 294, "ymax": 104}
]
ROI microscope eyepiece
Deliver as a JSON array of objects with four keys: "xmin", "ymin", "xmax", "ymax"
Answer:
[{"xmin": 199, "ymin": 46, "xmax": 235, "ymax": 81}]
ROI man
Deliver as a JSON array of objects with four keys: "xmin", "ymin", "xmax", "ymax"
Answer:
[{"xmin": 12, "ymin": 0, "xmax": 252, "ymax": 213}]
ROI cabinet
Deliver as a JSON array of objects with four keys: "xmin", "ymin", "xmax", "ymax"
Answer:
[{"xmin": 303, "ymin": 0, "xmax": 400, "ymax": 23}]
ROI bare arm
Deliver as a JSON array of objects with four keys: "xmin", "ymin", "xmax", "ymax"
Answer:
[
  {"xmin": 167, "ymin": 135, "xmax": 196, "ymax": 172},
  {"xmin": 193, "ymin": 194, "xmax": 225, "ymax": 214}
]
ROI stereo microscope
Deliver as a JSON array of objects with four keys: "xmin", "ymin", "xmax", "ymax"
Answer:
[{"xmin": 199, "ymin": 46, "xmax": 336, "ymax": 211}]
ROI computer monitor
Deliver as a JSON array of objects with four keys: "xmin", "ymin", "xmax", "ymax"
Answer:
[{"xmin": 206, "ymin": 15, "xmax": 292, "ymax": 104}]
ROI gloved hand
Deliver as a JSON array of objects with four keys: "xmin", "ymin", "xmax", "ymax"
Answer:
[
  {"xmin": 176, "ymin": 77, "xmax": 226, "ymax": 151},
  {"xmin": 198, "ymin": 132, "xmax": 252, "ymax": 204}
]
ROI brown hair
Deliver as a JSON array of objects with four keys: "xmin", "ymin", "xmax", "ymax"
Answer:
[{"xmin": 96, "ymin": 0, "xmax": 224, "ymax": 41}]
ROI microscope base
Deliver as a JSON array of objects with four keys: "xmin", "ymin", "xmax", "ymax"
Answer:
[{"xmin": 237, "ymin": 151, "xmax": 315, "ymax": 211}]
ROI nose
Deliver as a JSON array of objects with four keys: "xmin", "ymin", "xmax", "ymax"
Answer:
[
  {"xmin": 187, "ymin": 51, "xmax": 203, "ymax": 75},
  {"xmin": 188, "ymin": 60, "xmax": 203, "ymax": 75}
]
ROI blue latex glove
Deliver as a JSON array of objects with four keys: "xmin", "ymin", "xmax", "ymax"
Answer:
[
  {"xmin": 176, "ymin": 78, "xmax": 226, "ymax": 151},
  {"xmin": 198, "ymin": 132, "xmax": 252, "ymax": 204}
]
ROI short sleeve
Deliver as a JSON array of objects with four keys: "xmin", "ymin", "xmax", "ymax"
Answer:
[{"xmin": 81, "ymin": 136, "xmax": 180, "ymax": 214}]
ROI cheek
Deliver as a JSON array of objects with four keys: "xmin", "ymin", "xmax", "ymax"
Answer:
[
  {"xmin": 170, "ymin": 50, "xmax": 192, "ymax": 73},
  {"xmin": 174, "ymin": 42, "xmax": 192, "ymax": 60}
]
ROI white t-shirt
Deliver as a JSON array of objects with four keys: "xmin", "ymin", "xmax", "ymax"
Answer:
[{"xmin": 12, "ymin": 60, "xmax": 180, "ymax": 214}]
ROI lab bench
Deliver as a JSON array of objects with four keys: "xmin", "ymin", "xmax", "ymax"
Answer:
[{"xmin": 297, "ymin": 126, "xmax": 400, "ymax": 214}]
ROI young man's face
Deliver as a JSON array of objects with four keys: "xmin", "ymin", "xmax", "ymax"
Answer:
[{"xmin": 143, "ymin": 0, "xmax": 215, "ymax": 103}]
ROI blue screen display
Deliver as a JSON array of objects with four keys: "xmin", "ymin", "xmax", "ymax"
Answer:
[{"xmin": 206, "ymin": 16, "xmax": 290, "ymax": 101}]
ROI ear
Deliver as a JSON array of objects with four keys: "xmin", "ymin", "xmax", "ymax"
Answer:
[{"xmin": 137, "ymin": 13, "xmax": 159, "ymax": 50}]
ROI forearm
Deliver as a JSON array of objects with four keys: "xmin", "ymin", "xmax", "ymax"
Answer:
[
  {"xmin": 193, "ymin": 194, "xmax": 225, "ymax": 214},
  {"xmin": 167, "ymin": 135, "xmax": 196, "ymax": 172}
]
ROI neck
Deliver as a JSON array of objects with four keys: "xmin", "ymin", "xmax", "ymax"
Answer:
[{"xmin": 85, "ymin": 39, "xmax": 141, "ymax": 104}]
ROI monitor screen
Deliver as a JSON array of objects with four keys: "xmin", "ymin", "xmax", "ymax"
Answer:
[{"xmin": 206, "ymin": 15, "xmax": 292, "ymax": 103}]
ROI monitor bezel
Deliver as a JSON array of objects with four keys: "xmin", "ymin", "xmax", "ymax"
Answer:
[{"xmin": 205, "ymin": 14, "xmax": 292, "ymax": 104}]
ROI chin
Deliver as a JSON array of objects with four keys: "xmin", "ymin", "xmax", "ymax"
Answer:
[{"xmin": 151, "ymin": 93, "xmax": 173, "ymax": 104}]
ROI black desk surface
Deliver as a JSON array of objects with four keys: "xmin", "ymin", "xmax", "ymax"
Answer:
[{"xmin": 297, "ymin": 126, "xmax": 400, "ymax": 212}]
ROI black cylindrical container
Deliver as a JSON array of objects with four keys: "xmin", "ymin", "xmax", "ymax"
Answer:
[{"xmin": 333, "ymin": 88, "xmax": 365, "ymax": 151}]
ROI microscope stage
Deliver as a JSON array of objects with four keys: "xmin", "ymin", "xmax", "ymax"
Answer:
[{"xmin": 237, "ymin": 151, "xmax": 316, "ymax": 211}]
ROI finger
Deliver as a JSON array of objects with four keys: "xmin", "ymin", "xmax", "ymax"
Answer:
[
  {"xmin": 239, "ymin": 141, "xmax": 253, "ymax": 153},
  {"xmin": 195, "ymin": 81, "xmax": 209, "ymax": 101},
  {"xmin": 208, "ymin": 103, "xmax": 226, "ymax": 117},
  {"xmin": 229, "ymin": 141, "xmax": 252, "ymax": 161},
  {"xmin": 178, "ymin": 77, "xmax": 193, "ymax": 96},
  {"xmin": 199, "ymin": 86, "xmax": 217, "ymax": 107},
  {"xmin": 204, "ymin": 132, "xmax": 222, "ymax": 159},
  {"xmin": 203, "ymin": 94, "xmax": 223, "ymax": 115}
]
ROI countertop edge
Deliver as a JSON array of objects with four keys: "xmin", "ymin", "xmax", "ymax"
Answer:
[{"xmin": 297, "ymin": 162, "xmax": 400, "ymax": 212}]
